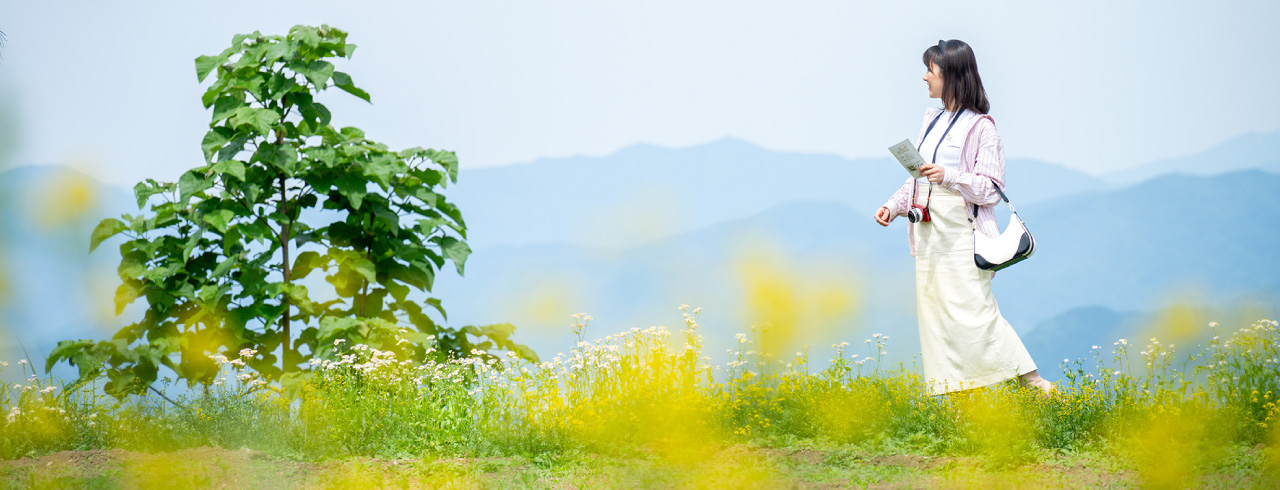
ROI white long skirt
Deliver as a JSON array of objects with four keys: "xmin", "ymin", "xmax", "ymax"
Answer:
[{"xmin": 912, "ymin": 184, "xmax": 1036, "ymax": 395}]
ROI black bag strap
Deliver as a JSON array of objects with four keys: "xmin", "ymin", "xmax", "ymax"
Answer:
[{"xmin": 970, "ymin": 178, "xmax": 1019, "ymax": 220}]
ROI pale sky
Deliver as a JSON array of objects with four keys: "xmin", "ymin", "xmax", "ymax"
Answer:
[{"xmin": 2, "ymin": 0, "xmax": 1278, "ymax": 187}]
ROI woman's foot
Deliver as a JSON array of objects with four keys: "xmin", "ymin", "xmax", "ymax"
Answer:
[{"xmin": 1019, "ymin": 370, "xmax": 1054, "ymax": 397}]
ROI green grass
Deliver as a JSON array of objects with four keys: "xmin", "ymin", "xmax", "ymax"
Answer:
[
  {"xmin": 1, "ymin": 315, "xmax": 1278, "ymax": 488},
  {"xmin": 0, "ymin": 444, "xmax": 1274, "ymax": 489}
]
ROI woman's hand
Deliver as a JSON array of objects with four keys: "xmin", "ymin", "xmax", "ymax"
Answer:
[
  {"xmin": 920, "ymin": 163, "xmax": 945, "ymax": 183},
  {"xmin": 874, "ymin": 206, "xmax": 892, "ymax": 226}
]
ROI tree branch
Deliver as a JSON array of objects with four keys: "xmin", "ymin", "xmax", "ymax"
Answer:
[{"xmin": 149, "ymin": 385, "xmax": 189, "ymax": 411}]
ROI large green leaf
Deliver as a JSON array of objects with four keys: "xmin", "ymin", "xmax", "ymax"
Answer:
[
  {"xmin": 229, "ymin": 107, "xmax": 279, "ymax": 137},
  {"xmin": 334, "ymin": 173, "xmax": 367, "ymax": 209},
  {"xmin": 351, "ymin": 257, "xmax": 377, "ymax": 283},
  {"xmin": 262, "ymin": 40, "xmax": 294, "ymax": 64},
  {"xmin": 291, "ymin": 25, "xmax": 322, "ymax": 48},
  {"xmin": 291, "ymin": 251, "xmax": 327, "ymax": 280},
  {"xmin": 202, "ymin": 78, "xmax": 228, "ymax": 108},
  {"xmin": 304, "ymin": 146, "xmax": 336, "ymax": 168},
  {"xmin": 211, "ymin": 255, "xmax": 239, "ymax": 278},
  {"xmin": 362, "ymin": 154, "xmax": 398, "ymax": 188},
  {"xmin": 317, "ymin": 316, "xmax": 361, "ymax": 342},
  {"xmin": 429, "ymin": 150, "xmax": 460, "ymax": 184},
  {"xmin": 373, "ymin": 206, "xmax": 399, "ymax": 230},
  {"xmin": 45, "ymin": 339, "xmax": 106, "ymax": 379},
  {"xmin": 439, "ymin": 236, "xmax": 471, "ymax": 275},
  {"xmin": 300, "ymin": 60, "xmax": 334, "ymax": 87},
  {"xmin": 216, "ymin": 137, "xmax": 248, "ymax": 163},
  {"xmin": 326, "ymin": 267, "xmax": 365, "ymax": 298},
  {"xmin": 180, "ymin": 228, "xmax": 205, "ymax": 262},
  {"xmin": 385, "ymin": 281, "xmax": 410, "ymax": 302},
  {"xmin": 210, "ymin": 95, "xmax": 243, "ymax": 124},
  {"xmin": 267, "ymin": 72, "xmax": 301, "ymax": 101},
  {"xmin": 237, "ymin": 74, "xmax": 267, "ymax": 102},
  {"xmin": 203, "ymin": 209, "xmax": 236, "ymax": 233},
  {"xmin": 211, "ymin": 160, "xmax": 246, "ymax": 182},
  {"xmin": 423, "ymin": 297, "xmax": 447, "ymax": 320},
  {"xmin": 131, "ymin": 180, "xmax": 166, "ymax": 209},
  {"xmin": 409, "ymin": 187, "xmax": 439, "ymax": 208},
  {"xmin": 253, "ymin": 143, "xmax": 298, "ymax": 175},
  {"xmin": 331, "ymin": 71, "xmax": 370, "ymax": 103},
  {"xmin": 113, "ymin": 281, "xmax": 140, "ymax": 315},
  {"xmin": 178, "ymin": 171, "xmax": 213, "ymax": 203},
  {"xmin": 337, "ymin": 126, "xmax": 365, "ymax": 141},
  {"xmin": 117, "ymin": 253, "xmax": 147, "ymax": 278},
  {"xmin": 195, "ymin": 54, "xmax": 224, "ymax": 82},
  {"xmin": 300, "ymin": 101, "xmax": 332, "ymax": 130},
  {"xmin": 201, "ymin": 128, "xmax": 233, "ymax": 163},
  {"xmin": 435, "ymin": 201, "xmax": 468, "ymax": 236},
  {"xmin": 90, "ymin": 218, "xmax": 128, "ymax": 252}
]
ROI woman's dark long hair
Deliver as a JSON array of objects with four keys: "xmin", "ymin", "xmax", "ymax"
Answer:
[{"xmin": 923, "ymin": 40, "xmax": 990, "ymax": 115}]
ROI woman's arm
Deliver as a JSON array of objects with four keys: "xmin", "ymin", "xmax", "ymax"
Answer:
[
  {"xmin": 881, "ymin": 176, "xmax": 915, "ymax": 219},
  {"xmin": 941, "ymin": 117, "xmax": 1004, "ymax": 206},
  {"xmin": 881, "ymin": 108, "xmax": 944, "ymax": 220}
]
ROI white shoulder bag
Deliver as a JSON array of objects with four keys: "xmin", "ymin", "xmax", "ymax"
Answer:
[{"xmin": 970, "ymin": 180, "xmax": 1035, "ymax": 271}]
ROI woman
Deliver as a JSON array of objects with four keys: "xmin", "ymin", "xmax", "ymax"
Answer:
[{"xmin": 873, "ymin": 40, "xmax": 1052, "ymax": 396}]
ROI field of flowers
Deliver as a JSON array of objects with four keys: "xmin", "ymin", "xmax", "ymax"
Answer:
[{"xmin": 2, "ymin": 309, "xmax": 1279, "ymax": 488}]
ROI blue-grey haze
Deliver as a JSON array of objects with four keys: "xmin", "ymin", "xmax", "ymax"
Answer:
[{"xmin": 2, "ymin": 132, "xmax": 1277, "ymax": 383}]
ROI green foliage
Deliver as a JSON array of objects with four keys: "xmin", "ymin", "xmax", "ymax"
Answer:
[
  {"xmin": 7, "ymin": 317, "xmax": 1280, "ymax": 479},
  {"xmin": 47, "ymin": 25, "xmax": 536, "ymax": 399}
]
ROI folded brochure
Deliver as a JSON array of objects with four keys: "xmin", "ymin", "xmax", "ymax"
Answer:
[{"xmin": 888, "ymin": 139, "xmax": 925, "ymax": 179}]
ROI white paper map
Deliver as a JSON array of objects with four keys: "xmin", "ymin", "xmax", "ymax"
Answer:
[{"xmin": 888, "ymin": 139, "xmax": 925, "ymax": 179}]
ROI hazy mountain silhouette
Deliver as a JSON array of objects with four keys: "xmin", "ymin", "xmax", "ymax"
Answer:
[
  {"xmin": 450, "ymin": 138, "xmax": 1110, "ymax": 250},
  {"xmin": 2, "ymin": 133, "xmax": 1277, "ymax": 380},
  {"xmin": 1100, "ymin": 131, "xmax": 1280, "ymax": 186},
  {"xmin": 434, "ymin": 169, "xmax": 1280, "ymax": 366}
]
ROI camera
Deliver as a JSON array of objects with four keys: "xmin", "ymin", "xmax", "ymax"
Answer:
[{"xmin": 907, "ymin": 203, "xmax": 931, "ymax": 223}]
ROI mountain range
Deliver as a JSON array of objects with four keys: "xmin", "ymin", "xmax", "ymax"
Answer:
[{"xmin": 2, "ymin": 129, "xmax": 1278, "ymax": 382}]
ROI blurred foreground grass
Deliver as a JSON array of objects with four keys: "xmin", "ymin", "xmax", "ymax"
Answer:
[{"xmin": 2, "ymin": 311, "xmax": 1279, "ymax": 488}]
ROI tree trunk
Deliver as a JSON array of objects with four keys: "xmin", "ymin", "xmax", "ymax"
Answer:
[
  {"xmin": 279, "ymin": 175, "xmax": 292, "ymax": 373},
  {"xmin": 359, "ymin": 280, "xmax": 368, "ymax": 317}
]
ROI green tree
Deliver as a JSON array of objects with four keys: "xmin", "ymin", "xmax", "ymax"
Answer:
[{"xmin": 48, "ymin": 25, "xmax": 536, "ymax": 399}]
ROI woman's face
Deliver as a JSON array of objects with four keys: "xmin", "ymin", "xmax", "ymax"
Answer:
[{"xmin": 923, "ymin": 62, "xmax": 943, "ymax": 99}]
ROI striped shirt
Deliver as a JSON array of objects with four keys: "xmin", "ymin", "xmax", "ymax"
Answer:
[{"xmin": 882, "ymin": 107, "xmax": 1006, "ymax": 257}]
